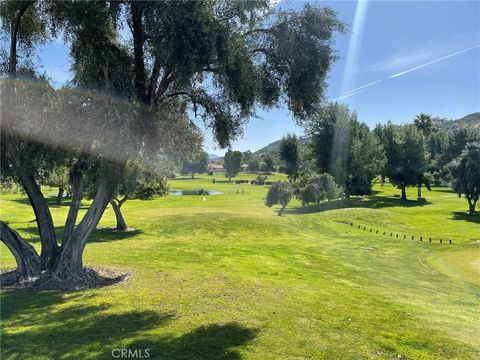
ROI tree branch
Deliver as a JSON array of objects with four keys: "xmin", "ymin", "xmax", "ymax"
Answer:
[
  {"xmin": 154, "ymin": 68, "xmax": 174, "ymax": 104},
  {"xmin": 243, "ymin": 27, "xmax": 274, "ymax": 37},
  {"xmin": 8, "ymin": 1, "xmax": 35, "ymax": 76},
  {"xmin": 130, "ymin": 1, "xmax": 147, "ymax": 103},
  {"xmin": 252, "ymin": 48, "xmax": 276, "ymax": 58},
  {"xmin": 164, "ymin": 91, "xmax": 194, "ymax": 100},
  {"xmin": 0, "ymin": 221, "xmax": 42, "ymax": 279},
  {"xmin": 63, "ymin": 157, "xmax": 85, "ymax": 244},
  {"xmin": 147, "ymin": 57, "xmax": 162, "ymax": 104},
  {"xmin": 118, "ymin": 195, "xmax": 128, "ymax": 207}
]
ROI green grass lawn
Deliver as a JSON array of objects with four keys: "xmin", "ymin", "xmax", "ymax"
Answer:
[{"xmin": 1, "ymin": 174, "xmax": 479, "ymax": 359}]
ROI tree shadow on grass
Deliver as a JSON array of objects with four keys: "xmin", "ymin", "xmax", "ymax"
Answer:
[
  {"xmin": 185, "ymin": 178, "xmax": 233, "ymax": 184},
  {"xmin": 122, "ymin": 323, "xmax": 258, "ymax": 360},
  {"xmin": 0, "ymin": 290, "xmax": 173, "ymax": 359},
  {"xmin": 170, "ymin": 176, "xmax": 209, "ymax": 181},
  {"xmin": 284, "ymin": 195, "xmax": 432, "ymax": 215},
  {"xmin": 10, "ymin": 195, "xmax": 91, "ymax": 209},
  {"xmin": 89, "ymin": 228, "xmax": 143, "ymax": 243},
  {"xmin": 433, "ymin": 188, "xmax": 456, "ymax": 194},
  {"xmin": 451, "ymin": 211, "xmax": 480, "ymax": 224},
  {"xmin": 0, "ymin": 290, "xmax": 257, "ymax": 360},
  {"xmin": 8, "ymin": 226, "xmax": 143, "ymax": 244}
]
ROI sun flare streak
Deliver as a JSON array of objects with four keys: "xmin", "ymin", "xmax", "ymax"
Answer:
[{"xmin": 340, "ymin": 0, "xmax": 369, "ymax": 95}]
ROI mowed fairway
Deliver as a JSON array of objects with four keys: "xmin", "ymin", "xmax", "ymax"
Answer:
[{"xmin": 1, "ymin": 175, "xmax": 479, "ymax": 360}]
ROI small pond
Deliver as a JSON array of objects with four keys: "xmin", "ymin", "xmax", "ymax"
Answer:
[{"xmin": 169, "ymin": 189, "xmax": 224, "ymax": 196}]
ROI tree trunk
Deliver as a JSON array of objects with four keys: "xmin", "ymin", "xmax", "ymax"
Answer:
[
  {"xmin": 0, "ymin": 221, "xmax": 41, "ymax": 284},
  {"xmin": 52, "ymin": 180, "xmax": 115, "ymax": 282},
  {"xmin": 110, "ymin": 199, "xmax": 127, "ymax": 231},
  {"xmin": 467, "ymin": 196, "xmax": 477, "ymax": 215},
  {"xmin": 21, "ymin": 174, "xmax": 59, "ymax": 266},
  {"xmin": 3, "ymin": 137, "xmax": 58, "ymax": 267},
  {"xmin": 63, "ymin": 168, "xmax": 84, "ymax": 243},
  {"xmin": 131, "ymin": 2, "xmax": 147, "ymax": 103},
  {"xmin": 1, "ymin": 1, "xmax": 52, "ymax": 281},
  {"xmin": 56, "ymin": 187, "xmax": 64, "ymax": 205},
  {"xmin": 401, "ymin": 185, "xmax": 407, "ymax": 200},
  {"xmin": 278, "ymin": 205, "xmax": 286, "ymax": 216},
  {"xmin": 469, "ymin": 202, "xmax": 475, "ymax": 215},
  {"xmin": 8, "ymin": 2, "xmax": 34, "ymax": 77},
  {"xmin": 417, "ymin": 185, "xmax": 422, "ymax": 199}
]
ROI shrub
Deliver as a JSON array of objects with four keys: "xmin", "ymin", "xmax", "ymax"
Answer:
[
  {"xmin": 295, "ymin": 173, "xmax": 337, "ymax": 207},
  {"xmin": 256, "ymin": 174, "xmax": 268, "ymax": 185},
  {"xmin": 266, "ymin": 181, "xmax": 293, "ymax": 216}
]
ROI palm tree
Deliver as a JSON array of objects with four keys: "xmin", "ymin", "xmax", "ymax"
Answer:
[{"xmin": 414, "ymin": 113, "xmax": 433, "ymax": 136}]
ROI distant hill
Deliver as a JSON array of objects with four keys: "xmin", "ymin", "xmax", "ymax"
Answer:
[
  {"xmin": 208, "ymin": 153, "xmax": 221, "ymax": 161},
  {"xmin": 433, "ymin": 112, "xmax": 480, "ymax": 133},
  {"xmin": 254, "ymin": 137, "xmax": 310, "ymax": 155},
  {"xmin": 254, "ymin": 140, "xmax": 282, "ymax": 154}
]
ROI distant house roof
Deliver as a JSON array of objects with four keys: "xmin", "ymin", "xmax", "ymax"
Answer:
[{"xmin": 208, "ymin": 164, "xmax": 227, "ymax": 172}]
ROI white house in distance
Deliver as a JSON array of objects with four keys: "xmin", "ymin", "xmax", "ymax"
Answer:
[{"xmin": 208, "ymin": 163, "xmax": 227, "ymax": 174}]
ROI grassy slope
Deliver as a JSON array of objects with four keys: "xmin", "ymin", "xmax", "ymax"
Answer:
[{"xmin": 1, "ymin": 174, "xmax": 479, "ymax": 360}]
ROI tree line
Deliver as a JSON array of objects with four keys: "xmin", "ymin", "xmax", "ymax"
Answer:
[{"xmin": 267, "ymin": 104, "xmax": 480, "ymax": 215}]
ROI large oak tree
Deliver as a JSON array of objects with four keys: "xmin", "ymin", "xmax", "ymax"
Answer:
[
  {"xmin": 1, "ymin": 0, "xmax": 344, "ymax": 288},
  {"xmin": 448, "ymin": 143, "xmax": 480, "ymax": 215}
]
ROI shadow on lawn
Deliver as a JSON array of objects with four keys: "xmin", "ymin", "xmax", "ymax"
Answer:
[
  {"xmin": 433, "ymin": 188, "xmax": 456, "ymax": 194},
  {"xmin": 284, "ymin": 195, "xmax": 431, "ymax": 215},
  {"xmin": 170, "ymin": 176, "xmax": 209, "ymax": 181},
  {"xmin": 122, "ymin": 323, "xmax": 258, "ymax": 360},
  {"xmin": 0, "ymin": 290, "xmax": 257, "ymax": 360},
  {"xmin": 10, "ymin": 226, "xmax": 143, "ymax": 244},
  {"xmin": 10, "ymin": 195, "xmax": 91, "ymax": 209},
  {"xmin": 451, "ymin": 211, "xmax": 480, "ymax": 224}
]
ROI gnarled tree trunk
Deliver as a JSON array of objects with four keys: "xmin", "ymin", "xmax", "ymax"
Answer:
[
  {"xmin": 56, "ymin": 187, "xmax": 64, "ymax": 205},
  {"xmin": 20, "ymin": 174, "xmax": 59, "ymax": 267},
  {"xmin": 401, "ymin": 185, "xmax": 407, "ymax": 200},
  {"xmin": 63, "ymin": 167, "xmax": 84, "ymax": 243},
  {"xmin": 110, "ymin": 196, "xmax": 128, "ymax": 231},
  {"xmin": 3, "ymin": 137, "xmax": 59, "ymax": 268},
  {"xmin": 467, "ymin": 195, "xmax": 477, "ymax": 215},
  {"xmin": 49, "ymin": 179, "xmax": 117, "ymax": 285},
  {"xmin": 0, "ymin": 221, "xmax": 41, "ymax": 285}
]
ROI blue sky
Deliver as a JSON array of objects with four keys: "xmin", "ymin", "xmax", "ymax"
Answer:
[{"xmin": 34, "ymin": 0, "xmax": 480, "ymax": 154}]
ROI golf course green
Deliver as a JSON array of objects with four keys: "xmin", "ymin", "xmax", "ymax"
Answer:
[{"xmin": 1, "ymin": 174, "xmax": 479, "ymax": 359}]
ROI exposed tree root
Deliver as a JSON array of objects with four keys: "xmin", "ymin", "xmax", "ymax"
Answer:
[
  {"xmin": 0, "ymin": 269, "xmax": 38, "ymax": 287},
  {"xmin": 0, "ymin": 266, "xmax": 131, "ymax": 291}
]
